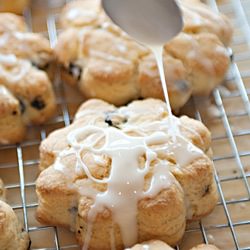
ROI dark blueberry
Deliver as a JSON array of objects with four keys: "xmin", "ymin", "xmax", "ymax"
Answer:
[
  {"xmin": 174, "ymin": 80, "xmax": 190, "ymax": 92},
  {"xmin": 12, "ymin": 110, "xmax": 17, "ymax": 115},
  {"xmin": 104, "ymin": 112, "xmax": 127, "ymax": 129},
  {"xmin": 68, "ymin": 62, "xmax": 82, "ymax": 81},
  {"xmin": 202, "ymin": 185, "xmax": 210, "ymax": 197},
  {"xmin": 31, "ymin": 97, "xmax": 46, "ymax": 110},
  {"xmin": 105, "ymin": 116, "xmax": 114, "ymax": 127},
  {"xmin": 227, "ymin": 48, "xmax": 234, "ymax": 62},
  {"xmin": 27, "ymin": 239, "xmax": 32, "ymax": 250},
  {"xmin": 39, "ymin": 63, "xmax": 49, "ymax": 71},
  {"xmin": 78, "ymin": 230, "xmax": 81, "ymax": 234},
  {"xmin": 31, "ymin": 61, "xmax": 49, "ymax": 71},
  {"xmin": 18, "ymin": 98, "xmax": 26, "ymax": 114},
  {"xmin": 80, "ymin": 226, "xmax": 83, "ymax": 229},
  {"xmin": 68, "ymin": 206, "xmax": 78, "ymax": 214}
]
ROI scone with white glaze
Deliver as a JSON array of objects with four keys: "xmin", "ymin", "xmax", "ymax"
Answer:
[
  {"xmin": 0, "ymin": 13, "xmax": 56, "ymax": 144},
  {"xmin": 0, "ymin": 0, "xmax": 30, "ymax": 15},
  {"xmin": 55, "ymin": 0, "xmax": 232, "ymax": 111},
  {"xmin": 129, "ymin": 241, "xmax": 220, "ymax": 250},
  {"xmin": 36, "ymin": 99, "xmax": 218, "ymax": 249}
]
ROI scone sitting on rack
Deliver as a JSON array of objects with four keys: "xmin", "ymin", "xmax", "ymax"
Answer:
[
  {"xmin": 0, "ymin": 179, "xmax": 30, "ymax": 250},
  {"xmin": 55, "ymin": 0, "xmax": 232, "ymax": 111},
  {"xmin": 0, "ymin": 0, "xmax": 30, "ymax": 15},
  {"xmin": 0, "ymin": 13, "xmax": 56, "ymax": 144},
  {"xmin": 129, "ymin": 240, "xmax": 220, "ymax": 250},
  {"xmin": 36, "ymin": 99, "xmax": 218, "ymax": 249}
]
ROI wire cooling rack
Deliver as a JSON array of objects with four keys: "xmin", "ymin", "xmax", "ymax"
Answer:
[{"xmin": 0, "ymin": 0, "xmax": 249, "ymax": 249}]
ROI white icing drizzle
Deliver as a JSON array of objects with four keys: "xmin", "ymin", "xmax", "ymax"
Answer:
[
  {"xmin": 53, "ymin": 114, "xmax": 203, "ymax": 249},
  {"xmin": 0, "ymin": 54, "xmax": 31, "ymax": 83}
]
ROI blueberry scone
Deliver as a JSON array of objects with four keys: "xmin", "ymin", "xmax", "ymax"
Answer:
[
  {"xmin": 0, "ymin": 13, "xmax": 56, "ymax": 144},
  {"xmin": 0, "ymin": 180, "xmax": 30, "ymax": 250},
  {"xmin": 55, "ymin": 0, "xmax": 232, "ymax": 111},
  {"xmin": 36, "ymin": 99, "xmax": 218, "ymax": 249},
  {"xmin": 0, "ymin": 0, "xmax": 30, "ymax": 15},
  {"xmin": 129, "ymin": 241, "xmax": 220, "ymax": 250}
]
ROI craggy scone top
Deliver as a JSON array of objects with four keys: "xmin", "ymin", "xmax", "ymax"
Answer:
[
  {"xmin": 0, "ymin": 13, "xmax": 56, "ymax": 144},
  {"xmin": 55, "ymin": 0, "xmax": 232, "ymax": 110},
  {"xmin": 37, "ymin": 99, "xmax": 218, "ymax": 249}
]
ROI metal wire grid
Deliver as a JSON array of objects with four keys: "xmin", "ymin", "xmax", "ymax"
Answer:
[{"xmin": 0, "ymin": 0, "xmax": 249, "ymax": 249}]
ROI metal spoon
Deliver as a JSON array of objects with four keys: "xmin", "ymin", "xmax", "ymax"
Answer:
[{"xmin": 102, "ymin": 0, "xmax": 183, "ymax": 118}]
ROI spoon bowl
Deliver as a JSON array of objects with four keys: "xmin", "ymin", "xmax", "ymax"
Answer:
[{"xmin": 102, "ymin": 0, "xmax": 183, "ymax": 46}]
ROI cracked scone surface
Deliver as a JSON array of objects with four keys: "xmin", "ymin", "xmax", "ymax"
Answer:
[
  {"xmin": 56, "ymin": 0, "xmax": 232, "ymax": 111},
  {"xmin": 0, "ymin": 13, "xmax": 56, "ymax": 144},
  {"xmin": 36, "ymin": 99, "xmax": 218, "ymax": 249}
]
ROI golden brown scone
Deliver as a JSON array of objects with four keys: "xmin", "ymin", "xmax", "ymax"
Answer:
[
  {"xmin": 0, "ymin": 179, "xmax": 6, "ymax": 201},
  {"xmin": 0, "ymin": 0, "xmax": 30, "ymax": 15},
  {"xmin": 165, "ymin": 32, "xmax": 230, "ymax": 96},
  {"xmin": 56, "ymin": 0, "xmax": 232, "ymax": 111},
  {"xmin": 180, "ymin": 0, "xmax": 233, "ymax": 46},
  {"xmin": 0, "ymin": 200, "xmax": 30, "ymax": 250},
  {"xmin": 129, "ymin": 241, "xmax": 220, "ymax": 250},
  {"xmin": 37, "ymin": 99, "xmax": 218, "ymax": 249},
  {"xmin": 0, "ymin": 13, "xmax": 56, "ymax": 144}
]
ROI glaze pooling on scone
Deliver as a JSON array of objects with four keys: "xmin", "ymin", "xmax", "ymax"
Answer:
[{"xmin": 37, "ymin": 99, "xmax": 218, "ymax": 249}]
